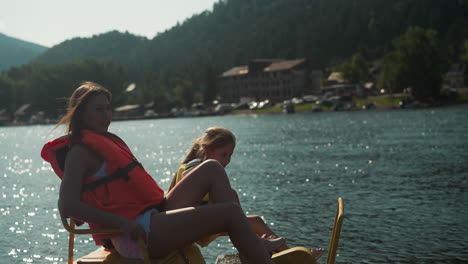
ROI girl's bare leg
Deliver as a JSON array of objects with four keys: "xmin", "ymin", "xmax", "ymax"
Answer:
[
  {"xmin": 248, "ymin": 215, "xmax": 280, "ymax": 238},
  {"xmin": 148, "ymin": 160, "xmax": 275, "ymax": 263},
  {"xmin": 165, "ymin": 159, "xmax": 237, "ymax": 207},
  {"xmin": 248, "ymin": 215, "xmax": 289, "ymax": 251},
  {"xmin": 249, "ymin": 216, "xmax": 325, "ymax": 258},
  {"xmin": 311, "ymin": 248, "xmax": 325, "ymax": 260}
]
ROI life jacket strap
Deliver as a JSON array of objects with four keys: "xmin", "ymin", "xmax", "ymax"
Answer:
[
  {"xmin": 184, "ymin": 159, "xmax": 202, "ymax": 170},
  {"xmin": 82, "ymin": 160, "xmax": 142, "ymax": 192}
]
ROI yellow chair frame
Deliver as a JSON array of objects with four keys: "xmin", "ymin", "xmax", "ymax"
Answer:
[
  {"xmin": 270, "ymin": 197, "xmax": 344, "ymax": 264},
  {"xmin": 59, "ymin": 198, "xmax": 343, "ymax": 264},
  {"xmin": 58, "ymin": 201, "xmax": 203, "ymax": 264},
  {"xmin": 58, "ymin": 201, "xmax": 152, "ymax": 264},
  {"xmin": 216, "ymin": 197, "xmax": 344, "ymax": 264},
  {"xmin": 326, "ymin": 197, "xmax": 344, "ymax": 264}
]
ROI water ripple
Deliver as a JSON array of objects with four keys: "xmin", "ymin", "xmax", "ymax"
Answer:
[{"xmin": 1, "ymin": 108, "xmax": 468, "ymax": 263}]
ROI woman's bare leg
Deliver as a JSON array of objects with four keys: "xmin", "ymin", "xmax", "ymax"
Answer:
[
  {"xmin": 148, "ymin": 160, "xmax": 275, "ymax": 263},
  {"xmin": 149, "ymin": 204, "xmax": 274, "ymax": 263}
]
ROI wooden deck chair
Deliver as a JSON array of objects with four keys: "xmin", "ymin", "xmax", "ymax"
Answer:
[
  {"xmin": 326, "ymin": 197, "xmax": 344, "ymax": 264},
  {"xmin": 58, "ymin": 201, "xmax": 205, "ymax": 264}
]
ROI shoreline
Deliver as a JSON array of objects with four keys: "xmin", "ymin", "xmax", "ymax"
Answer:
[
  {"xmin": 227, "ymin": 97, "xmax": 468, "ymax": 116},
  {"xmin": 1, "ymin": 96, "xmax": 468, "ymax": 127}
]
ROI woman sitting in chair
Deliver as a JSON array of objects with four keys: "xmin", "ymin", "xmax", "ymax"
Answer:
[{"xmin": 41, "ymin": 81, "xmax": 284, "ymax": 263}]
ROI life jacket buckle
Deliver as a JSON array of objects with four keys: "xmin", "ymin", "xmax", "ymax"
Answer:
[{"xmin": 115, "ymin": 167, "xmax": 131, "ymax": 181}]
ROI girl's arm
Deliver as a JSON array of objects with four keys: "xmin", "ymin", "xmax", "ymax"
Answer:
[{"xmin": 59, "ymin": 144, "xmax": 145, "ymax": 240}]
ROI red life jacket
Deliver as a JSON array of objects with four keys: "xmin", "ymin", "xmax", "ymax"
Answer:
[{"xmin": 41, "ymin": 129, "xmax": 164, "ymax": 244}]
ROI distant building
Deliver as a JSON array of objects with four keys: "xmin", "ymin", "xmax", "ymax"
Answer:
[
  {"xmin": 327, "ymin": 72, "xmax": 345, "ymax": 85},
  {"xmin": 113, "ymin": 104, "xmax": 142, "ymax": 119},
  {"xmin": 0, "ymin": 109, "xmax": 9, "ymax": 126},
  {"xmin": 445, "ymin": 63, "xmax": 467, "ymax": 88},
  {"xmin": 218, "ymin": 58, "xmax": 322, "ymax": 103},
  {"xmin": 322, "ymin": 84, "xmax": 364, "ymax": 97},
  {"xmin": 14, "ymin": 104, "xmax": 32, "ymax": 123}
]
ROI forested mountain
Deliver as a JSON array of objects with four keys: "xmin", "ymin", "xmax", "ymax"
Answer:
[
  {"xmin": 0, "ymin": 33, "xmax": 47, "ymax": 71},
  {"xmin": 142, "ymin": 0, "xmax": 467, "ymax": 72},
  {"xmin": 1, "ymin": 0, "xmax": 467, "ymax": 116},
  {"xmin": 34, "ymin": 31, "xmax": 149, "ymax": 77},
  {"xmin": 35, "ymin": 0, "xmax": 468, "ymax": 73}
]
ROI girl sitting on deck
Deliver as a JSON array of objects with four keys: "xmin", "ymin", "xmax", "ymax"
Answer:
[
  {"xmin": 168, "ymin": 126, "xmax": 324, "ymax": 259},
  {"xmin": 41, "ymin": 81, "xmax": 285, "ymax": 263}
]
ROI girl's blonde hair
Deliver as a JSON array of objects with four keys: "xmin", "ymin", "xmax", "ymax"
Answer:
[
  {"xmin": 55, "ymin": 81, "xmax": 111, "ymax": 139},
  {"xmin": 168, "ymin": 127, "xmax": 236, "ymax": 190},
  {"xmin": 182, "ymin": 127, "xmax": 236, "ymax": 164}
]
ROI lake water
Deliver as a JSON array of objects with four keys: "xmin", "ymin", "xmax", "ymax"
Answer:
[{"xmin": 1, "ymin": 106, "xmax": 467, "ymax": 264}]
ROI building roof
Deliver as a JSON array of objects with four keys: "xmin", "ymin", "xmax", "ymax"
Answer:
[
  {"xmin": 327, "ymin": 72, "xmax": 345, "ymax": 83},
  {"xmin": 114, "ymin": 104, "xmax": 140, "ymax": 112},
  {"xmin": 264, "ymin": 58, "xmax": 306, "ymax": 72},
  {"xmin": 221, "ymin": 58, "xmax": 306, "ymax": 77},
  {"xmin": 221, "ymin": 66, "xmax": 249, "ymax": 77},
  {"xmin": 14, "ymin": 104, "xmax": 31, "ymax": 115},
  {"xmin": 364, "ymin": 82, "xmax": 375, "ymax": 89}
]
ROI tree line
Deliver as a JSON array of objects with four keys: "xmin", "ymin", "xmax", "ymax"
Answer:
[
  {"xmin": 1, "ymin": 0, "xmax": 467, "ymax": 117},
  {"xmin": 336, "ymin": 26, "xmax": 468, "ymax": 100}
]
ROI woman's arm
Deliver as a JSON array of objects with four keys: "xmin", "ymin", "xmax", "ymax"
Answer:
[{"xmin": 59, "ymin": 144, "xmax": 144, "ymax": 239}]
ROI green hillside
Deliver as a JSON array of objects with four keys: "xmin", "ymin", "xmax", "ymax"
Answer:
[
  {"xmin": 0, "ymin": 33, "xmax": 48, "ymax": 71},
  {"xmin": 34, "ymin": 0, "xmax": 468, "ymax": 73},
  {"xmin": 34, "ymin": 31, "xmax": 149, "ymax": 77}
]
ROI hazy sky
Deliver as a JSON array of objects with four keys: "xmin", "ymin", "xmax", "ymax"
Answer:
[{"xmin": 1, "ymin": 0, "xmax": 218, "ymax": 47}]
